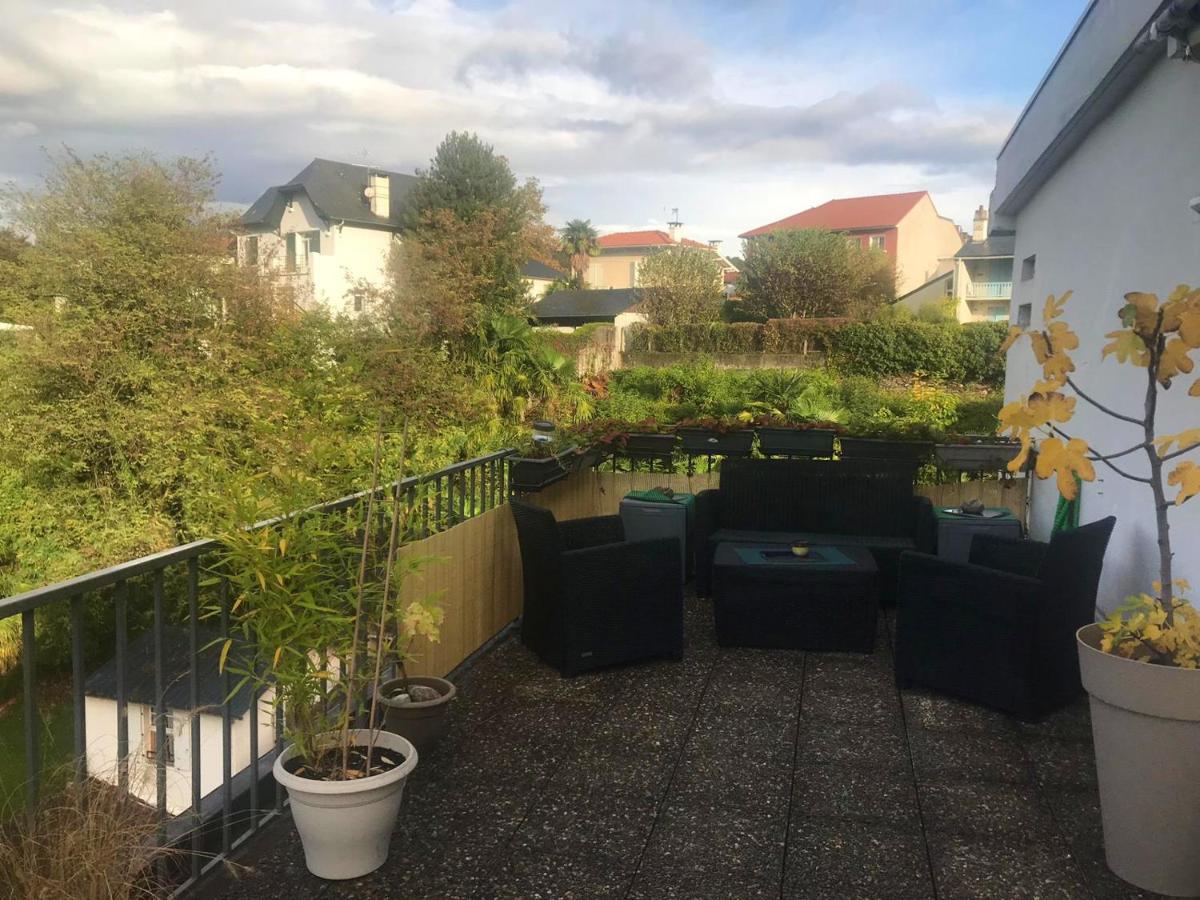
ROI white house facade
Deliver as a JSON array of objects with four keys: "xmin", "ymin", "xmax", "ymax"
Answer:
[
  {"xmin": 238, "ymin": 159, "xmax": 416, "ymax": 315},
  {"xmin": 84, "ymin": 628, "xmax": 275, "ymax": 816},
  {"xmin": 992, "ymin": 0, "xmax": 1200, "ymax": 605}
]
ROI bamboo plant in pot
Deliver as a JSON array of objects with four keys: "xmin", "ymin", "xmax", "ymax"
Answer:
[
  {"xmin": 1001, "ymin": 288, "xmax": 1200, "ymax": 897},
  {"xmin": 213, "ymin": 427, "xmax": 437, "ymax": 880}
]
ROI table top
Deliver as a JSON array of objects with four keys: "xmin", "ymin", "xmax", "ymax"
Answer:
[
  {"xmin": 713, "ymin": 541, "xmax": 877, "ymax": 575},
  {"xmin": 932, "ymin": 507, "xmax": 1018, "ymax": 523}
]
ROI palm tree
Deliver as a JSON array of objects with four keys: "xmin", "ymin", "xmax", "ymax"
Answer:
[{"xmin": 560, "ymin": 219, "xmax": 600, "ymax": 288}]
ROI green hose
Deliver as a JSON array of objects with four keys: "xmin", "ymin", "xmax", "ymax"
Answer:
[{"xmin": 1052, "ymin": 475, "xmax": 1081, "ymax": 535}]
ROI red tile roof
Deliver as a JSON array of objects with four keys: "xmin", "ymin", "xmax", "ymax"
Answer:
[
  {"xmin": 597, "ymin": 230, "xmax": 721, "ymax": 251},
  {"xmin": 739, "ymin": 191, "xmax": 928, "ymax": 238},
  {"xmin": 723, "ymin": 270, "xmax": 740, "ymax": 284},
  {"xmin": 597, "ymin": 229, "xmax": 676, "ymax": 248}
]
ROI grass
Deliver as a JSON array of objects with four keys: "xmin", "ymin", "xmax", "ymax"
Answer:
[{"xmin": 0, "ymin": 677, "xmax": 75, "ymax": 808}]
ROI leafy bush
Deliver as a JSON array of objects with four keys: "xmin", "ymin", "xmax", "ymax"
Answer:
[{"xmin": 625, "ymin": 319, "xmax": 1007, "ymax": 386}]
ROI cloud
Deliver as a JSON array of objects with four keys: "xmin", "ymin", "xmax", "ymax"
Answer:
[{"xmin": 0, "ymin": 0, "xmax": 1025, "ymax": 238}]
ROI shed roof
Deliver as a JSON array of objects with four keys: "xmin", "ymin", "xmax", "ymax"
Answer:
[{"xmin": 532, "ymin": 288, "xmax": 640, "ymax": 323}]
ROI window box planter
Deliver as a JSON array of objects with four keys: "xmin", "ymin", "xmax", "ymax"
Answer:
[
  {"xmin": 677, "ymin": 428, "xmax": 754, "ymax": 457},
  {"xmin": 935, "ymin": 439, "xmax": 1025, "ymax": 472},
  {"xmin": 622, "ymin": 432, "xmax": 678, "ymax": 463},
  {"xmin": 756, "ymin": 427, "xmax": 836, "ymax": 458},
  {"xmin": 508, "ymin": 446, "xmax": 577, "ymax": 493},
  {"xmin": 838, "ymin": 437, "xmax": 934, "ymax": 463}
]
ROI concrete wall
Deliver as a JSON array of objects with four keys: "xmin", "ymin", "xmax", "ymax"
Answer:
[
  {"xmin": 85, "ymin": 692, "xmax": 274, "ymax": 816},
  {"xmin": 1004, "ymin": 53, "xmax": 1200, "ymax": 610},
  {"xmin": 895, "ymin": 194, "xmax": 965, "ymax": 296}
]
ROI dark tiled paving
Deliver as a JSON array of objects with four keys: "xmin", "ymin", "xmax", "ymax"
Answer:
[{"xmin": 200, "ymin": 600, "xmax": 1171, "ymax": 900}]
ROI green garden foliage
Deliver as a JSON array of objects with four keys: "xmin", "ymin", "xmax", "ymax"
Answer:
[{"xmin": 625, "ymin": 319, "xmax": 1008, "ymax": 386}]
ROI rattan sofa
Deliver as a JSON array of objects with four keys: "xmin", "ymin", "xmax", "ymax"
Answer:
[{"xmin": 694, "ymin": 458, "xmax": 935, "ymax": 604}]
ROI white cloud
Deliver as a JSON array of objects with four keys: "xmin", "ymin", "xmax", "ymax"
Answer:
[{"xmin": 0, "ymin": 0, "xmax": 1020, "ymax": 239}]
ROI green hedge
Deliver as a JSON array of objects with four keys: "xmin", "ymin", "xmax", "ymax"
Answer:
[{"xmin": 624, "ymin": 319, "xmax": 1007, "ymax": 385}]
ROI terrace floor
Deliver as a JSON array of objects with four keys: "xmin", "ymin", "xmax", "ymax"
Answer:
[{"xmin": 202, "ymin": 596, "xmax": 1165, "ymax": 900}]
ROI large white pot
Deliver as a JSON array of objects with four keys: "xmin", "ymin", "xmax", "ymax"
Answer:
[
  {"xmin": 1077, "ymin": 623, "xmax": 1200, "ymax": 897},
  {"xmin": 273, "ymin": 728, "xmax": 418, "ymax": 879}
]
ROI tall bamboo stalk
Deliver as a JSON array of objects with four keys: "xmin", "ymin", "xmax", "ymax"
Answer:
[
  {"xmin": 366, "ymin": 420, "xmax": 408, "ymax": 770},
  {"xmin": 339, "ymin": 426, "xmax": 384, "ymax": 776}
]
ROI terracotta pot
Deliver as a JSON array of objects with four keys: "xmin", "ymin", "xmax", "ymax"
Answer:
[
  {"xmin": 273, "ymin": 728, "xmax": 417, "ymax": 880},
  {"xmin": 378, "ymin": 675, "xmax": 457, "ymax": 754},
  {"xmin": 1077, "ymin": 623, "xmax": 1200, "ymax": 897}
]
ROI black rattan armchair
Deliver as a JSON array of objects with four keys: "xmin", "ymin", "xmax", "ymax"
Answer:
[
  {"xmin": 894, "ymin": 516, "xmax": 1115, "ymax": 720},
  {"xmin": 510, "ymin": 500, "xmax": 684, "ymax": 676}
]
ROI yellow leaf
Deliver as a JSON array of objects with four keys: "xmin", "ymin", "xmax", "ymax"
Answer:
[
  {"xmin": 1122, "ymin": 291, "xmax": 1161, "ymax": 334},
  {"xmin": 1191, "ymin": 378, "xmax": 1200, "ymax": 397},
  {"xmin": 1101, "ymin": 329, "xmax": 1149, "ymax": 366},
  {"xmin": 1168, "ymin": 461, "xmax": 1200, "ymax": 504},
  {"xmin": 1156, "ymin": 429, "xmax": 1200, "ymax": 458},
  {"xmin": 1179, "ymin": 307, "xmax": 1200, "ymax": 348},
  {"xmin": 1044, "ymin": 291, "xmax": 1071, "ymax": 322},
  {"xmin": 1046, "ymin": 321, "xmax": 1078, "ymax": 355},
  {"xmin": 278, "ymin": 538, "xmax": 288, "ymax": 556},
  {"xmin": 999, "ymin": 326, "xmax": 1024, "ymax": 354},
  {"xmin": 1158, "ymin": 338, "xmax": 1195, "ymax": 385},
  {"xmin": 1035, "ymin": 436, "xmax": 1095, "ymax": 500},
  {"xmin": 273, "ymin": 645, "xmax": 283, "ymax": 669},
  {"xmin": 218, "ymin": 638, "xmax": 233, "ymax": 674},
  {"xmin": 256, "ymin": 570, "xmax": 266, "ymax": 592}
]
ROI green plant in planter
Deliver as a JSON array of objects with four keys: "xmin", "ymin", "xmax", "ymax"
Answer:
[
  {"xmin": 212, "ymin": 426, "xmax": 440, "ymax": 777},
  {"xmin": 1000, "ymin": 288, "xmax": 1200, "ymax": 665}
]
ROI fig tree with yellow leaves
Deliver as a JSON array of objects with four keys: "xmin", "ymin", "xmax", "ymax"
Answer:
[{"xmin": 1000, "ymin": 286, "xmax": 1200, "ymax": 666}]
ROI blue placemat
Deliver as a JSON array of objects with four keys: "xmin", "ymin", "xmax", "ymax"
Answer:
[{"xmin": 734, "ymin": 546, "xmax": 856, "ymax": 567}]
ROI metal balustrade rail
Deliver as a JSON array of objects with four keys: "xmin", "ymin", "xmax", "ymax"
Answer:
[{"xmin": 0, "ymin": 447, "xmax": 514, "ymax": 896}]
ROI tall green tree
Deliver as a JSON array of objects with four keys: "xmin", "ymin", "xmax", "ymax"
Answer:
[
  {"xmin": 0, "ymin": 228, "xmax": 28, "ymax": 266},
  {"xmin": 560, "ymin": 218, "xmax": 600, "ymax": 287},
  {"xmin": 635, "ymin": 246, "xmax": 724, "ymax": 326},
  {"xmin": 737, "ymin": 229, "xmax": 895, "ymax": 322},
  {"xmin": 393, "ymin": 132, "xmax": 555, "ymax": 343}
]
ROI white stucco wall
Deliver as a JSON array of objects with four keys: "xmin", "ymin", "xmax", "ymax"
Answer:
[
  {"xmin": 1004, "ymin": 54, "xmax": 1200, "ymax": 611},
  {"xmin": 238, "ymin": 193, "xmax": 394, "ymax": 316},
  {"xmin": 85, "ymin": 692, "xmax": 275, "ymax": 816}
]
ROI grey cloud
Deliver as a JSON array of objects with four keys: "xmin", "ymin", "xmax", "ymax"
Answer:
[{"xmin": 579, "ymin": 31, "xmax": 712, "ymax": 99}]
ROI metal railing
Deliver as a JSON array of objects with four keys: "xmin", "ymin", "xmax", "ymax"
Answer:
[
  {"xmin": 0, "ymin": 448, "xmax": 514, "ymax": 895},
  {"xmin": 965, "ymin": 280, "xmax": 1013, "ymax": 299}
]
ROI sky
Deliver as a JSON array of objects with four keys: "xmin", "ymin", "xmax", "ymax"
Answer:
[{"xmin": 0, "ymin": 0, "xmax": 1089, "ymax": 250}]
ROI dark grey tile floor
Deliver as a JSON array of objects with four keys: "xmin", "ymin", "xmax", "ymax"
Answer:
[{"xmin": 201, "ymin": 597, "xmax": 1167, "ymax": 900}]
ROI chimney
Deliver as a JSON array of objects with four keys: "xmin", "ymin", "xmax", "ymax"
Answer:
[
  {"xmin": 667, "ymin": 207, "xmax": 682, "ymax": 243},
  {"xmin": 365, "ymin": 172, "xmax": 390, "ymax": 218},
  {"xmin": 972, "ymin": 205, "xmax": 988, "ymax": 242}
]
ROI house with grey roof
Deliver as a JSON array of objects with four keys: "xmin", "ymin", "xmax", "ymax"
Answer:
[
  {"xmin": 521, "ymin": 259, "xmax": 565, "ymax": 299},
  {"xmin": 238, "ymin": 159, "xmax": 417, "ymax": 314},
  {"xmin": 897, "ymin": 205, "xmax": 1015, "ymax": 322}
]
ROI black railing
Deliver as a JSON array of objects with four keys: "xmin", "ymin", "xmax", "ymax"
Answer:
[{"xmin": 0, "ymin": 448, "xmax": 514, "ymax": 895}]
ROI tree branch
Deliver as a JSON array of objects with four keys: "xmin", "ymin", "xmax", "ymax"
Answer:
[
  {"xmin": 1048, "ymin": 425, "xmax": 1154, "ymax": 483},
  {"xmin": 1161, "ymin": 444, "xmax": 1199, "ymax": 462},
  {"xmin": 1065, "ymin": 376, "xmax": 1145, "ymax": 426}
]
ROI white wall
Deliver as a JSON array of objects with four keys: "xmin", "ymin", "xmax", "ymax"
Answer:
[
  {"xmin": 85, "ymin": 692, "xmax": 275, "ymax": 816},
  {"xmin": 238, "ymin": 193, "xmax": 394, "ymax": 316},
  {"xmin": 1004, "ymin": 54, "xmax": 1200, "ymax": 611}
]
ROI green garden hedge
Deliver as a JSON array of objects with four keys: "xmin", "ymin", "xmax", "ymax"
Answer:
[{"xmin": 625, "ymin": 319, "xmax": 1008, "ymax": 385}]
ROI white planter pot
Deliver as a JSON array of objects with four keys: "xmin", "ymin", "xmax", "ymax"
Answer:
[
  {"xmin": 273, "ymin": 728, "xmax": 418, "ymax": 880},
  {"xmin": 1077, "ymin": 623, "xmax": 1200, "ymax": 897}
]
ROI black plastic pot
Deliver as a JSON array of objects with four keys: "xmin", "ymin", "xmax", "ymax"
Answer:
[
  {"xmin": 838, "ymin": 437, "xmax": 934, "ymax": 463},
  {"xmin": 378, "ymin": 676, "xmax": 457, "ymax": 755},
  {"xmin": 756, "ymin": 427, "xmax": 836, "ymax": 458},
  {"xmin": 677, "ymin": 428, "xmax": 755, "ymax": 457},
  {"xmin": 935, "ymin": 441, "xmax": 1024, "ymax": 472},
  {"xmin": 622, "ymin": 432, "xmax": 677, "ymax": 463},
  {"xmin": 508, "ymin": 446, "xmax": 576, "ymax": 493}
]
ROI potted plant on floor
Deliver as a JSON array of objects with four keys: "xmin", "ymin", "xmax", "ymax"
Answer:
[
  {"xmin": 507, "ymin": 421, "xmax": 578, "ymax": 493},
  {"xmin": 1001, "ymin": 287, "xmax": 1200, "ymax": 897},
  {"xmin": 214, "ymin": 427, "xmax": 436, "ymax": 880},
  {"xmin": 376, "ymin": 593, "xmax": 454, "ymax": 754}
]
